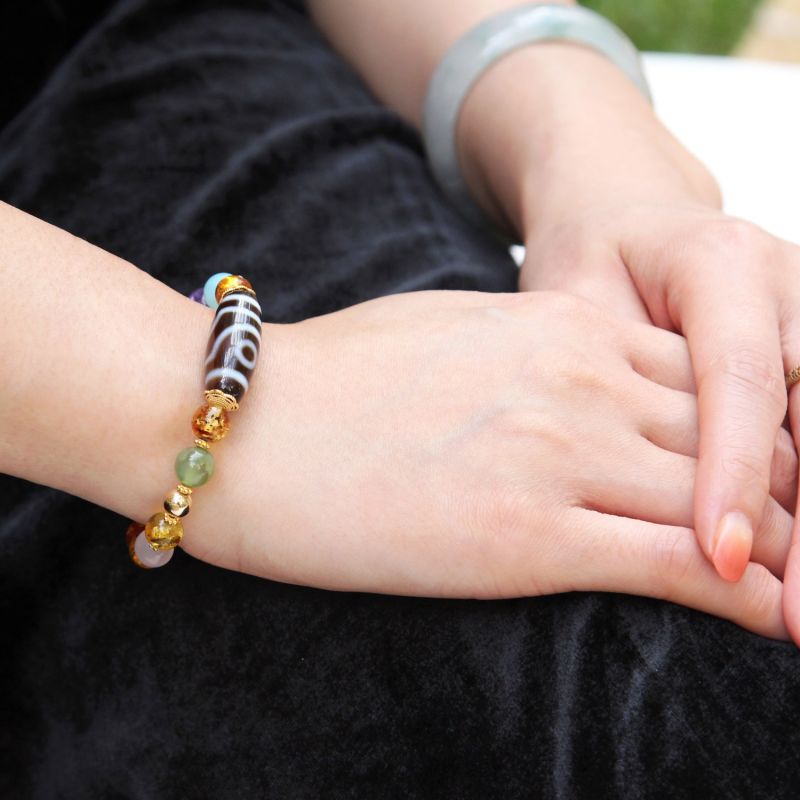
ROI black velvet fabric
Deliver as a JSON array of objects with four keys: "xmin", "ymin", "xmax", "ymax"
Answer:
[{"xmin": 2, "ymin": 2, "xmax": 800, "ymax": 797}]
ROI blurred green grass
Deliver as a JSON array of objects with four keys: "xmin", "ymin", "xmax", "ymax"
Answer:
[{"xmin": 581, "ymin": 0, "xmax": 762, "ymax": 53}]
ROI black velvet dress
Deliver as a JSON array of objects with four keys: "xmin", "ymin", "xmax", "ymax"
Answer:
[{"xmin": 2, "ymin": 2, "xmax": 799, "ymax": 797}]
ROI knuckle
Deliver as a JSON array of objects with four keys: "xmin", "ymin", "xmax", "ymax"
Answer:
[
  {"xmin": 716, "ymin": 346, "xmax": 786, "ymax": 414},
  {"xmin": 772, "ymin": 432, "xmax": 799, "ymax": 491},
  {"xmin": 518, "ymin": 346, "xmax": 611, "ymax": 399},
  {"xmin": 650, "ymin": 529, "xmax": 697, "ymax": 601},
  {"xmin": 692, "ymin": 217, "xmax": 769, "ymax": 259},
  {"xmin": 571, "ymin": 364, "xmax": 614, "ymax": 396},
  {"xmin": 743, "ymin": 565, "xmax": 779, "ymax": 623},
  {"xmin": 544, "ymin": 348, "xmax": 617, "ymax": 397},
  {"xmin": 719, "ymin": 444, "xmax": 771, "ymax": 492},
  {"xmin": 753, "ymin": 501, "xmax": 789, "ymax": 579},
  {"xmin": 719, "ymin": 346, "xmax": 786, "ymax": 402}
]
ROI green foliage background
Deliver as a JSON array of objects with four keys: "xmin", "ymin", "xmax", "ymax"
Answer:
[{"xmin": 581, "ymin": 0, "xmax": 763, "ymax": 53}]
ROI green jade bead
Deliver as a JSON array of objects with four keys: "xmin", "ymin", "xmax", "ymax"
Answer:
[{"xmin": 175, "ymin": 446, "xmax": 215, "ymax": 487}]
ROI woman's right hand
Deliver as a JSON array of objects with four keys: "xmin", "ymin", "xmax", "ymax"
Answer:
[{"xmin": 184, "ymin": 289, "xmax": 796, "ymax": 640}]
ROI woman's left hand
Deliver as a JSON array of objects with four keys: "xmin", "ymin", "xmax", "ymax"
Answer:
[
  {"xmin": 520, "ymin": 180, "xmax": 800, "ymax": 638},
  {"xmin": 448, "ymin": 36, "xmax": 800, "ymax": 641},
  {"xmin": 307, "ymin": 0, "xmax": 800, "ymax": 641}
]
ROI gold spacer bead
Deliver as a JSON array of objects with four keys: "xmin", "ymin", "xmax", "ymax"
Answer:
[
  {"xmin": 204, "ymin": 389, "xmax": 239, "ymax": 411},
  {"xmin": 163, "ymin": 510, "xmax": 180, "ymax": 524},
  {"xmin": 215, "ymin": 275, "xmax": 254, "ymax": 303},
  {"xmin": 194, "ymin": 438, "xmax": 210, "ymax": 451},
  {"xmin": 164, "ymin": 486, "xmax": 192, "ymax": 518},
  {"xmin": 176, "ymin": 484, "xmax": 193, "ymax": 496},
  {"xmin": 219, "ymin": 285, "xmax": 257, "ymax": 301}
]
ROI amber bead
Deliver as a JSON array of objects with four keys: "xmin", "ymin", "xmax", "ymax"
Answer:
[
  {"xmin": 192, "ymin": 403, "xmax": 230, "ymax": 442},
  {"xmin": 215, "ymin": 274, "xmax": 253, "ymax": 303},
  {"xmin": 164, "ymin": 487, "xmax": 192, "ymax": 518},
  {"xmin": 144, "ymin": 511, "xmax": 184, "ymax": 551},
  {"xmin": 126, "ymin": 522, "xmax": 146, "ymax": 567}
]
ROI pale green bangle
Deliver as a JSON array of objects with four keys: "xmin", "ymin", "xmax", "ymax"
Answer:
[{"xmin": 422, "ymin": 3, "xmax": 652, "ymax": 244}]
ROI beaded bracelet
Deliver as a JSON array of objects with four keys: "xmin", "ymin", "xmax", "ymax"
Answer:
[{"xmin": 125, "ymin": 271, "xmax": 262, "ymax": 569}]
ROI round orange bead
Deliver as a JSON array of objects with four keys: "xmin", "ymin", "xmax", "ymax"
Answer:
[
  {"xmin": 126, "ymin": 522, "xmax": 146, "ymax": 568},
  {"xmin": 215, "ymin": 274, "xmax": 253, "ymax": 303},
  {"xmin": 145, "ymin": 512, "xmax": 184, "ymax": 551},
  {"xmin": 192, "ymin": 403, "xmax": 230, "ymax": 442}
]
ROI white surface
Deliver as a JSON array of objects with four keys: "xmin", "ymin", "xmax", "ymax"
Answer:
[{"xmin": 643, "ymin": 53, "xmax": 800, "ymax": 244}]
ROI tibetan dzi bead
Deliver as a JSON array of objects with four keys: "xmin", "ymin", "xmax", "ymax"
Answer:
[
  {"xmin": 144, "ymin": 512, "xmax": 184, "ymax": 552},
  {"xmin": 175, "ymin": 445, "xmax": 215, "ymax": 487},
  {"xmin": 204, "ymin": 286, "xmax": 262, "ymax": 402},
  {"xmin": 192, "ymin": 403, "xmax": 230, "ymax": 442}
]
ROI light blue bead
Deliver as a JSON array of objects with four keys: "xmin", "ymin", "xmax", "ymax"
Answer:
[{"xmin": 203, "ymin": 272, "xmax": 233, "ymax": 310}]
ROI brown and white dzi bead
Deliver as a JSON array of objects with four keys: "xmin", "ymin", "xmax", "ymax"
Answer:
[{"xmin": 204, "ymin": 288, "xmax": 262, "ymax": 402}]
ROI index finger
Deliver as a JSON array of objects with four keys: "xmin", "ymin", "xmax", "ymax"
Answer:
[{"xmin": 681, "ymin": 271, "xmax": 785, "ymax": 583}]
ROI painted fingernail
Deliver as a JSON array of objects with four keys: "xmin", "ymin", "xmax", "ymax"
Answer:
[{"xmin": 712, "ymin": 511, "xmax": 752, "ymax": 582}]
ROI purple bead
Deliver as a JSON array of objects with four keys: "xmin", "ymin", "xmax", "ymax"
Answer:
[{"xmin": 189, "ymin": 287, "xmax": 205, "ymax": 304}]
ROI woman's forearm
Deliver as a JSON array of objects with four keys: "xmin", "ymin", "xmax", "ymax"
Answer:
[
  {"xmin": 0, "ymin": 202, "xmax": 224, "ymax": 521},
  {"xmin": 307, "ymin": 0, "xmax": 574, "ymax": 127},
  {"xmin": 307, "ymin": 0, "xmax": 720, "ymax": 237}
]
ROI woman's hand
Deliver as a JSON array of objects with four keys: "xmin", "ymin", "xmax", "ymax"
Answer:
[
  {"xmin": 522, "ymin": 198, "xmax": 800, "ymax": 585},
  {"xmin": 0, "ymin": 203, "xmax": 792, "ymax": 638},
  {"xmin": 452, "ymin": 40, "xmax": 800, "ymax": 638},
  {"xmin": 306, "ymin": 0, "xmax": 800, "ymax": 631},
  {"xmin": 183, "ymin": 289, "xmax": 794, "ymax": 639}
]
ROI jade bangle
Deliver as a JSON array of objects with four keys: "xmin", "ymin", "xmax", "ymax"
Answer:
[{"xmin": 422, "ymin": 3, "xmax": 652, "ymax": 244}]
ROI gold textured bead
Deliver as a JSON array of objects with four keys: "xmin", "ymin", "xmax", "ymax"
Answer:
[
  {"xmin": 194, "ymin": 438, "xmax": 210, "ymax": 451},
  {"xmin": 203, "ymin": 390, "xmax": 239, "ymax": 412},
  {"xmin": 215, "ymin": 274, "xmax": 254, "ymax": 303},
  {"xmin": 192, "ymin": 403, "xmax": 230, "ymax": 442},
  {"xmin": 177, "ymin": 484, "xmax": 193, "ymax": 496},
  {"xmin": 164, "ymin": 487, "xmax": 192, "ymax": 518},
  {"xmin": 144, "ymin": 511, "xmax": 184, "ymax": 552}
]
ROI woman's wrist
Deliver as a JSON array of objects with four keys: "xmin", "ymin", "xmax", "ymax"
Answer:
[
  {"xmin": 456, "ymin": 41, "xmax": 722, "ymax": 240},
  {"xmin": 0, "ymin": 202, "xmax": 230, "ymax": 525}
]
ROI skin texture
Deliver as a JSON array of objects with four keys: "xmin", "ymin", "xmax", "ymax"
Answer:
[
  {"xmin": 308, "ymin": 0, "xmax": 800, "ymax": 642},
  {"xmin": 0, "ymin": 202, "xmax": 795, "ymax": 641}
]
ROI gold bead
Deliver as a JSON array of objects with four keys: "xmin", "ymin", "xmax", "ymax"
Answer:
[
  {"xmin": 164, "ymin": 487, "xmax": 192, "ymax": 518},
  {"xmin": 126, "ymin": 522, "xmax": 147, "ymax": 569},
  {"xmin": 215, "ymin": 274, "xmax": 254, "ymax": 303},
  {"xmin": 145, "ymin": 512, "xmax": 184, "ymax": 551},
  {"xmin": 192, "ymin": 402, "xmax": 231, "ymax": 442},
  {"xmin": 194, "ymin": 438, "xmax": 210, "ymax": 451},
  {"xmin": 204, "ymin": 389, "xmax": 239, "ymax": 411},
  {"xmin": 176, "ymin": 484, "xmax": 193, "ymax": 496}
]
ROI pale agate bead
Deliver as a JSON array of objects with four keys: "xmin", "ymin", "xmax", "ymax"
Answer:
[{"xmin": 134, "ymin": 531, "xmax": 174, "ymax": 568}]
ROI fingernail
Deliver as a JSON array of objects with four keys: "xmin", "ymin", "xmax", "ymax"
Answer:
[{"xmin": 712, "ymin": 511, "xmax": 753, "ymax": 582}]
